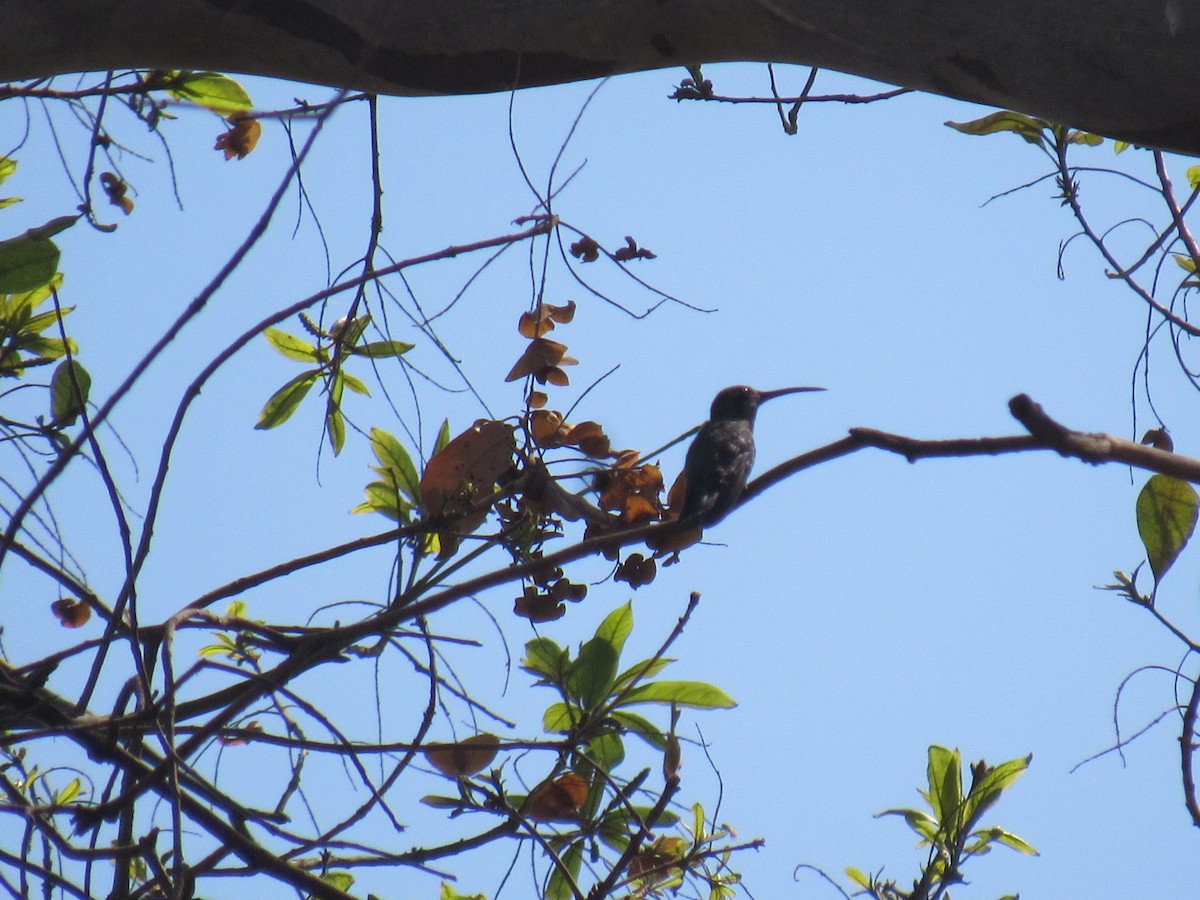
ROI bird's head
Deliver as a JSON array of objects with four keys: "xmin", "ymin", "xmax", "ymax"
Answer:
[{"xmin": 709, "ymin": 384, "xmax": 824, "ymax": 423}]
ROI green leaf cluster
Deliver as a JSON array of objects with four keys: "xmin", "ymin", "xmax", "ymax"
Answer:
[
  {"xmin": 0, "ymin": 156, "xmax": 19, "ymax": 210},
  {"xmin": 847, "ymin": 745, "xmax": 1035, "ymax": 900},
  {"xmin": 519, "ymin": 603, "xmax": 734, "ymax": 900},
  {"xmin": 0, "ymin": 274, "xmax": 76, "ymax": 380},
  {"xmin": 255, "ymin": 316, "xmax": 413, "ymax": 455},
  {"xmin": 350, "ymin": 424, "xmax": 448, "ymax": 522}
]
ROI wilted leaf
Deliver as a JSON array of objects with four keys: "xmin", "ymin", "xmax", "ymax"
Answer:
[
  {"xmin": 613, "ymin": 235, "xmax": 657, "ymax": 262},
  {"xmin": 419, "ymin": 420, "xmax": 516, "ymax": 520},
  {"xmin": 515, "ymin": 584, "xmax": 579, "ymax": 623},
  {"xmin": 529, "ymin": 409, "xmax": 568, "ymax": 446},
  {"xmin": 564, "ymin": 420, "xmax": 612, "ymax": 458},
  {"xmin": 569, "ymin": 236, "xmax": 600, "ymax": 262},
  {"xmin": 51, "ymin": 597, "xmax": 90, "ymax": 628},
  {"xmin": 522, "ymin": 772, "xmax": 588, "ymax": 821},
  {"xmin": 214, "ymin": 116, "xmax": 262, "ymax": 160},
  {"xmin": 615, "ymin": 553, "xmax": 657, "ymax": 589},
  {"xmin": 504, "ymin": 337, "xmax": 578, "ymax": 384},
  {"xmin": 98, "ymin": 172, "xmax": 134, "ymax": 215},
  {"xmin": 424, "ymin": 733, "xmax": 500, "ymax": 777},
  {"xmin": 1137, "ymin": 473, "xmax": 1199, "ymax": 583},
  {"xmin": 518, "ymin": 300, "xmax": 576, "ymax": 338}
]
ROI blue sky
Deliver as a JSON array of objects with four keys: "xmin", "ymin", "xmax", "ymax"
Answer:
[{"xmin": 3, "ymin": 63, "xmax": 1198, "ymax": 898}]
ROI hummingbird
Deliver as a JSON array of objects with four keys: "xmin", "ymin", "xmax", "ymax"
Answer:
[{"xmin": 679, "ymin": 385, "xmax": 824, "ymax": 526}]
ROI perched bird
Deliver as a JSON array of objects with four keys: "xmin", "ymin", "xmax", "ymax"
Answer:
[{"xmin": 680, "ymin": 385, "xmax": 823, "ymax": 525}]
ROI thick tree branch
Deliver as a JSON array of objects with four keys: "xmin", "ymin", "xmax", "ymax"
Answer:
[{"xmin": 5, "ymin": 1, "xmax": 1200, "ymax": 153}]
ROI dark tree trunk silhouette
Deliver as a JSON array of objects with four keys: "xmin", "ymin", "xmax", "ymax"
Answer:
[{"xmin": 5, "ymin": 0, "xmax": 1198, "ymax": 153}]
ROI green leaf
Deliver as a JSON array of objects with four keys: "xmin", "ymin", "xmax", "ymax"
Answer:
[
  {"xmin": 420, "ymin": 794, "xmax": 463, "ymax": 810},
  {"xmin": 264, "ymin": 327, "xmax": 319, "ymax": 361},
  {"xmin": 369, "ymin": 428, "xmax": 421, "ymax": 501},
  {"xmin": 962, "ymin": 753, "xmax": 1031, "ymax": 827},
  {"xmin": 255, "ymin": 370, "xmax": 318, "ymax": 429},
  {"xmin": 352, "ymin": 481, "xmax": 409, "ymax": 521},
  {"xmin": 844, "ymin": 867, "xmax": 871, "ymax": 889},
  {"xmin": 320, "ymin": 871, "xmax": 354, "ymax": 892},
  {"xmin": 327, "ymin": 406, "xmax": 346, "ymax": 455},
  {"xmin": 543, "ymin": 701, "xmax": 575, "ymax": 733},
  {"xmin": 49, "ymin": 359, "xmax": 91, "ymax": 425},
  {"xmin": 1173, "ymin": 253, "xmax": 1198, "ymax": 273},
  {"xmin": 926, "ymin": 745, "xmax": 963, "ymax": 828},
  {"xmin": 989, "ymin": 828, "xmax": 1039, "ymax": 855},
  {"xmin": 352, "ymin": 339, "xmax": 415, "ymax": 358},
  {"xmin": 167, "ymin": 71, "xmax": 253, "ymax": 114},
  {"xmin": 0, "ymin": 197, "xmax": 20, "ymax": 210},
  {"xmin": 620, "ymin": 681, "xmax": 736, "ymax": 710},
  {"xmin": 877, "ymin": 806, "xmax": 940, "ymax": 843},
  {"xmin": 0, "ymin": 216, "xmax": 77, "ymax": 294},
  {"xmin": 612, "ymin": 656, "xmax": 674, "ymax": 695},
  {"xmin": 1136, "ymin": 473, "xmax": 1199, "ymax": 583},
  {"xmin": 691, "ymin": 802, "xmax": 707, "ymax": 844},
  {"xmin": 0, "ymin": 156, "xmax": 15, "ymax": 185},
  {"xmin": 439, "ymin": 883, "xmax": 486, "ymax": 900},
  {"xmin": 566, "ymin": 636, "xmax": 620, "ymax": 710},
  {"xmin": 1188, "ymin": 166, "xmax": 1200, "ymax": 192},
  {"xmin": 945, "ymin": 111, "xmax": 1047, "ymax": 146},
  {"xmin": 1067, "ymin": 130, "xmax": 1103, "ymax": 146},
  {"xmin": 545, "ymin": 841, "xmax": 583, "ymax": 900},
  {"xmin": 594, "ymin": 601, "xmax": 634, "ymax": 657},
  {"xmin": 521, "ymin": 637, "xmax": 568, "ymax": 682},
  {"xmin": 342, "ymin": 371, "xmax": 370, "ymax": 395},
  {"xmin": 434, "ymin": 418, "xmax": 451, "ymax": 454},
  {"xmin": 586, "ymin": 731, "xmax": 625, "ymax": 771},
  {"xmin": 610, "ymin": 709, "xmax": 668, "ymax": 750},
  {"xmin": 55, "ymin": 777, "xmax": 82, "ymax": 805}
]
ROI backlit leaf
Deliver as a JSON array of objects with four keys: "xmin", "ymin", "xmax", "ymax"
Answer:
[
  {"xmin": 0, "ymin": 216, "xmax": 77, "ymax": 294},
  {"xmin": 352, "ymin": 339, "xmax": 415, "ymax": 358},
  {"xmin": 945, "ymin": 110, "xmax": 1047, "ymax": 146},
  {"xmin": 620, "ymin": 680, "xmax": 736, "ymax": 710},
  {"xmin": 424, "ymin": 733, "xmax": 500, "ymax": 777},
  {"xmin": 255, "ymin": 370, "xmax": 318, "ymax": 429},
  {"xmin": 168, "ymin": 71, "xmax": 253, "ymax": 114},
  {"xmin": 369, "ymin": 428, "xmax": 420, "ymax": 501},
  {"xmin": 1136, "ymin": 473, "xmax": 1199, "ymax": 583},
  {"xmin": 264, "ymin": 327, "xmax": 319, "ymax": 362},
  {"xmin": 50, "ymin": 359, "xmax": 91, "ymax": 425}
]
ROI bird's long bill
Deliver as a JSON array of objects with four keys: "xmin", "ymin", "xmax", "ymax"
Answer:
[{"xmin": 758, "ymin": 386, "xmax": 825, "ymax": 403}]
